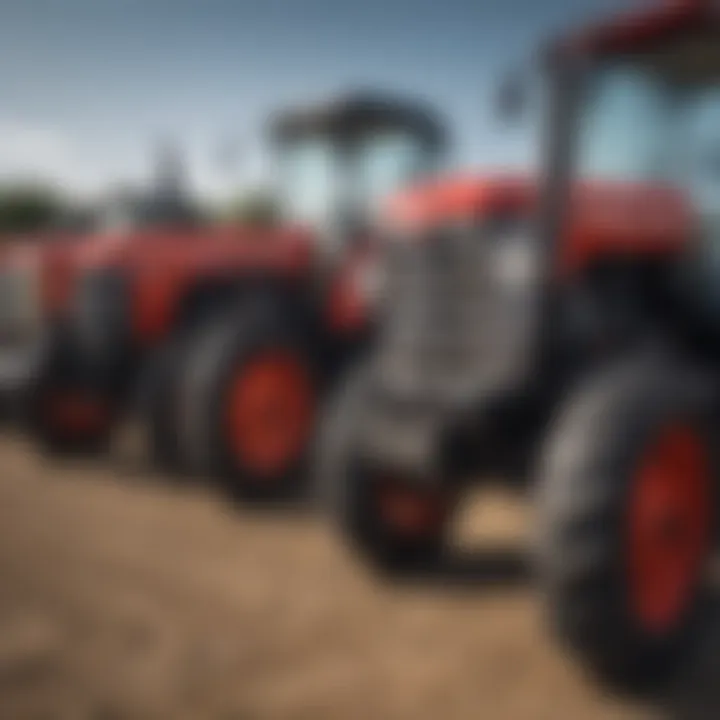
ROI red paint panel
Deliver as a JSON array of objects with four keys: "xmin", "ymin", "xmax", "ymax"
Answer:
[
  {"xmin": 564, "ymin": 0, "xmax": 717, "ymax": 56},
  {"xmin": 383, "ymin": 174, "xmax": 691, "ymax": 276}
]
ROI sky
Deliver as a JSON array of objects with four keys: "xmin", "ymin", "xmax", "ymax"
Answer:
[{"xmin": 0, "ymin": 0, "xmax": 630, "ymax": 200}]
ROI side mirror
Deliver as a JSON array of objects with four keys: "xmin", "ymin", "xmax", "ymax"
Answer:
[{"xmin": 494, "ymin": 70, "xmax": 529, "ymax": 124}]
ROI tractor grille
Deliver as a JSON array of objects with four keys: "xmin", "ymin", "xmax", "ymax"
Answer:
[
  {"xmin": 0, "ymin": 267, "xmax": 41, "ymax": 346},
  {"xmin": 376, "ymin": 226, "xmax": 494, "ymax": 402}
]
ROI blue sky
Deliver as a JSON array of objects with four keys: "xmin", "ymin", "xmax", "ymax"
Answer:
[{"xmin": 0, "ymin": 0, "xmax": 627, "ymax": 199}]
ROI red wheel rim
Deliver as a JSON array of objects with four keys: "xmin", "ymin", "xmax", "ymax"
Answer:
[
  {"xmin": 376, "ymin": 481, "xmax": 449, "ymax": 537},
  {"xmin": 628, "ymin": 425, "xmax": 712, "ymax": 635},
  {"xmin": 226, "ymin": 352, "xmax": 314, "ymax": 478},
  {"xmin": 45, "ymin": 393, "xmax": 110, "ymax": 436}
]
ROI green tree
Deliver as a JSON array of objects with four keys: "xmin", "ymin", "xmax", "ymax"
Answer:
[
  {"xmin": 0, "ymin": 183, "xmax": 67, "ymax": 234},
  {"xmin": 224, "ymin": 189, "xmax": 281, "ymax": 227}
]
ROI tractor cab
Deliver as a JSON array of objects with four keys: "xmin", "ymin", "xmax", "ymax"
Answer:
[
  {"xmin": 270, "ymin": 91, "xmax": 447, "ymax": 261},
  {"xmin": 367, "ymin": 0, "xmax": 720, "ymax": 448},
  {"xmin": 543, "ymin": 0, "xmax": 720, "ymax": 337}
]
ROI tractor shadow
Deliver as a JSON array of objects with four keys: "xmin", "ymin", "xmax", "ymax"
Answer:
[
  {"xmin": 386, "ymin": 545, "xmax": 532, "ymax": 591},
  {"xmin": 430, "ymin": 547, "xmax": 531, "ymax": 589},
  {"xmin": 400, "ymin": 555, "xmax": 720, "ymax": 718}
]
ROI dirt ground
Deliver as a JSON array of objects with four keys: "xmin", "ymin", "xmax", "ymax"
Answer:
[{"xmin": 0, "ymin": 435, "xmax": 717, "ymax": 720}]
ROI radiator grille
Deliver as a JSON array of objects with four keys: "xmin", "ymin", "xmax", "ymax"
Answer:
[{"xmin": 377, "ymin": 227, "xmax": 494, "ymax": 399}]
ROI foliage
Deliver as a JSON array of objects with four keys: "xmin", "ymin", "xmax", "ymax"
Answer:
[
  {"xmin": 0, "ymin": 183, "xmax": 68, "ymax": 235},
  {"xmin": 223, "ymin": 189, "xmax": 281, "ymax": 227}
]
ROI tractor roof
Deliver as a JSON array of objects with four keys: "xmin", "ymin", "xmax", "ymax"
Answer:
[
  {"xmin": 553, "ymin": 0, "xmax": 720, "ymax": 57},
  {"xmin": 269, "ymin": 90, "xmax": 447, "ymax": 151}
]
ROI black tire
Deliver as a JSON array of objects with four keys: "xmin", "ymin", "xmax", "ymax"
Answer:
[
  {"xmin": 25, "ymin": 327, "xmax": 114, "ymax": 456},
  {"xmin": 536, "ymin": 352, "xmax": 719, "ymax": 696},
  {"xmin": 177, "ymin": 301, "xmax": 319, "ymax": 503},
  {"xmin": 316, "ymin": 366, "xmax": 452, "ymax": 574},
  {"xmin": 140, "ymin": 329, "xmax": 200, "ymax": 475}
]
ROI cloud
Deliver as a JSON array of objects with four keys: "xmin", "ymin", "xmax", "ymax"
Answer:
[
  {"xmin": 0, "ymin": 122, "xmax": 124, "ymax": 198},
  {"xmin": 0, "ymin": 123, "xmax": 76, "ymax": 181},
  {"xmin": 0, "ymin": 121, "xmax": 266, "ymax": 201}
]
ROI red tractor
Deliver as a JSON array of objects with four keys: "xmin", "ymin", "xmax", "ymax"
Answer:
[
  {"xmin": 320, "ymin": 1, "xmax": 720, "ymax": 693},
  {"xmin": 26, "ymin": 92, "xmax": 446, "ymax": 502}
]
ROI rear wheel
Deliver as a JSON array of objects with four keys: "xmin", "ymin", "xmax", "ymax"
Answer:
[
  {"xmin": 537, "ymin": 354, "xmax": 718, "ymax": 695},
  {"xmin": 316, "ymin": 368, "xmax": 453, "ymax": 573},
  {"xmin": 179, "ymin": 305, "xmax": 318, "ymax": 502}
]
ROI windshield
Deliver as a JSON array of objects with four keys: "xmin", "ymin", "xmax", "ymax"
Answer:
[
  {"xmin": 578, "ymin": 66, "xmax": 674, "ymax": 182},
  {"xmin": 578, "ymin": 63, "xmax": 720, "ymax": 207},
  {"xmin": 577, "ymin": 57, "xmax": 720, "ymax": 311},
  {"xmin": 279, "ymin": 139, "xmax": 336, "ymax": 228},
  {"xmin": 356, "ymin": 131, "xmax": 435, "ymax": 214},
  {"xmin": 278, "ymin": 131, "xmax": 437, "ymax": 233}
]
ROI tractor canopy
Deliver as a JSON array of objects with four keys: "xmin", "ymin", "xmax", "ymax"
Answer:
[
  {"xmin": 269, "ymin": 90, "xmax": 447, "ymax": 242},
  {"xmin": 546, "ymin": 0, "xmax": 720, "ymax": 291},
  {"xmin": 382, "ymin": 1, "xmax": 720, "ymax": 277},
  {"xmin": 270, "ymin": 91, "xmax": 445, "ymax": 151},
  {"xmin": 561, "ymin": 0, "xmax": 720, "ymax": 57}
]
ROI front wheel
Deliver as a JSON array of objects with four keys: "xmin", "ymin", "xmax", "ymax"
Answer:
[
  {"xmin": 316, "ymin": 368, "xmax": 454, "ymax": 574},
  {"xmin": 343, "ymin": 466, "xmax": 454, "ymax": 574},
  {"xmin": 537, "ymin": 354, "xmax": 719, "ymax": 696},
  {"xmin": 25, "ymin": 328, "xmax": 115, "ymax": 455}
]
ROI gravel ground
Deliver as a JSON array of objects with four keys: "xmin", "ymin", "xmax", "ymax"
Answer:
[{"xmin": 0, "ymin": 434, "xmax": 716, "ymax": 719}]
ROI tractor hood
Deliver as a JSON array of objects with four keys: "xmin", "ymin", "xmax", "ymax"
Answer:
[
  {"xmin": 73, "ymin": 223, "xmax": 315, "ymax": 278},
  {"xmin": 384, "ymin": 174, "xmax": 534, "ymax": 229},
  {"xmin": 384, "ymin": 173, "xmax": 692, "ymax": 274}
]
